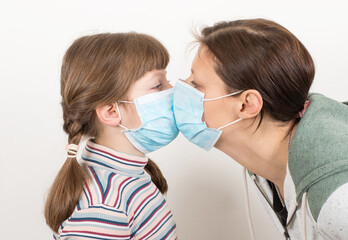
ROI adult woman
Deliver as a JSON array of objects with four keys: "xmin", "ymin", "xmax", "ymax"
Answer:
[
  {"xmin": 45, "ymin": 33, "xmax": 178, "ymax": 239},
  {"xmin": 173, "ymin": 19, "xmax": 348, "ymax": 239}
]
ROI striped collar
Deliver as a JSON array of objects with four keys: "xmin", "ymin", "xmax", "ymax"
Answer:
[{"xmin": 80, "ymin": 139, "xmax": 148, "ymax": 176}]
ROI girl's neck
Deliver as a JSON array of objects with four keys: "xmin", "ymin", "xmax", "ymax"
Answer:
[
  {"xmin": 215, "ymin": 117, "xmax": 297, "ymax": 191},
  {"xmin": 94, "ymin": 126, "xmax": 145, "ymax": 157}
]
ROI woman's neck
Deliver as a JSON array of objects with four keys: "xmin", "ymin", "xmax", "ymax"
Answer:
[
  {"xmin": 95, "ymin": 125, "xmax": 145, "ymax": 157},
  {"xmin": 215, "ymin": 117, "xmax": 297, "ymax": 192}
]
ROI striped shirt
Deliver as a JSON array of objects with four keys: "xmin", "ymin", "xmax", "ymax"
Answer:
[{"xmin": 54, "ymin": 140, "xmax": 177, "ymax": 240}]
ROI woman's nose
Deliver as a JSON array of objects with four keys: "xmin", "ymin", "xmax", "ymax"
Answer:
[{"xmin": 184, "ymin": 77, "xmax": 191, "ymax": 84}]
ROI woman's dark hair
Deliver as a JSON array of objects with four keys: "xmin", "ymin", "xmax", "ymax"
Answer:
[{"xmin": 196, "ymin": 18, "xmax": 315, "ymax": 126}]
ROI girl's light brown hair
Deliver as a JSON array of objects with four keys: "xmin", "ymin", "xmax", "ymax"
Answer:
[
  {"xmin": 45, "ymin": 32, "xmax": 169, "ymax": 233},
  {"xmin": 196, "ymin": 18, "xmax": 315, "ymax": 127}
]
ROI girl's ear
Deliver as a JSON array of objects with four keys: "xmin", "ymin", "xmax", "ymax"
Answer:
[
  {"xmin": 237, "ymin": 90, "xmax": 263, "ymax": 119},
  {"xmin": 95, "ymin": 103, "xmax": 121, "ymax": 127}
]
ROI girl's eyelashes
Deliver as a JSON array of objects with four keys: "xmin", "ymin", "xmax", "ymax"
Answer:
[{"xmin": 152, "ymin": 83, "xmax": 162, "ymax": 89}]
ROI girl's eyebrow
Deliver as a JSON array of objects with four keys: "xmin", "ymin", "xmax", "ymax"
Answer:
[{"xmin": 152, "ymin": 71, "xmax": 167, "ymax": 80}]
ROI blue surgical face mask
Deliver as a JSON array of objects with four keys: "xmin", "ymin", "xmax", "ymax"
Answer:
[
  {"xmin": 117, "ymin": 88, "xmax": 179, "ymax": 153},
  {"xmin": 173, "ymin": 80, "xmax": 243, "ymax": 151}
]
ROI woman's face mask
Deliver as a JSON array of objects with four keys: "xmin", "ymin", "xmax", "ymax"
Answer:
[{"xmin": 173, "ymin": 80, "xmax": 243, "ymax": 151}]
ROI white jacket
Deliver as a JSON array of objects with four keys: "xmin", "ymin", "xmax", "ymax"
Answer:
[{"xmin": 244, "ymin": 167, "xmax": 348, "ymax": 240}]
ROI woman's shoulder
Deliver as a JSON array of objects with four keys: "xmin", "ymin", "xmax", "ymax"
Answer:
[
  {"xmin": 288, "ymin": 93, "xmax": 348, "ymax": 221},
  {"xmin": 316, "ymin": 182, "xmax": 348, "ymax": 239}
]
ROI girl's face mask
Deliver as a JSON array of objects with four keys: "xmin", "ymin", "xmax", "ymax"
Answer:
[
  {"xmin": 173, "ymin": 80, "xmax": 243, "ymax": 151},
  {"xmin": 117, "ymin": 88, "xmax": 179, "ymax": 153}
]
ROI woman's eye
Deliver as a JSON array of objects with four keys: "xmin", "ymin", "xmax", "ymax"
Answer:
[
  {"xmin": 191, "ymin": 80, "xmax": 199, "ymax": 88},
  {"xmin": 152, "ymin": 83, "xmax": 162, "ymax": 89}
]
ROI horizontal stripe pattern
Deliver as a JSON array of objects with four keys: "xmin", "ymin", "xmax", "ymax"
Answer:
[{"xmin": 56, "ymin": 140, "xmax": 177, "ymax": 240}]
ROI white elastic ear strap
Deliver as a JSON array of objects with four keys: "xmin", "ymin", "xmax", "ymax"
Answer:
[
  {"xmin": 116, "ymin": 102, "xmax": 122, "ymax": 122},
  {"xmin": 116, "ymin": 102, "xmax": 128, "ymax": 131},
  {"xmin": 204, "ymin": 90, "xmax": 243, "ymax": 101},
  {"xmin": 66, "ymin": 144, "xmax": 79, "ymax": 158},
  {"xmin": 218, "ymin": 118, "xmax": 243, "ymax": 130}
]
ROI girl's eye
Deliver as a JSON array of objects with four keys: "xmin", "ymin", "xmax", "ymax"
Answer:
[{"xmin": 152, "ymin": 83, "xmax": 162, "ymax": 89}]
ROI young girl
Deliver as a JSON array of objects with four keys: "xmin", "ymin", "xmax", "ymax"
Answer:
[{"xmin": 45, "ymin": 33, "xmax": 178, "ymax": 239}]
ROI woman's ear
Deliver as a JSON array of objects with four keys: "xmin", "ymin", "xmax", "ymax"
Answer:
[
  {"xmin": 95, "ymin": 103, "xmax": 121, "ymax": 127},
  {"xmin": 238, "ymin": 90, "xmax": 263, "ymax": 119}
]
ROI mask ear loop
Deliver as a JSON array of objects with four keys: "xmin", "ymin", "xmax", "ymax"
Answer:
[
  {"xmin": 203, "ymin": 90, "xmax": 244, "ymax": 130},
  {"xmin": 115, "ymin": 102, "xmax": 129, "ymax": 131},
  {"xmin": 203, "ymin": 90, "xmax": 243, "ymax": 101},
  {"xmin": 217, "ymin": 118, "xmax": 243, "ymax": 130}
]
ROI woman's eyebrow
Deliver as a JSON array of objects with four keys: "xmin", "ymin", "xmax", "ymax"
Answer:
[
  {"xmin": 190, "ymin": 69, "xmax": 201, "ymax": 83},
  {"xmin": 191, "ymin": 69, "xmax": 200, "ymax": 82}
]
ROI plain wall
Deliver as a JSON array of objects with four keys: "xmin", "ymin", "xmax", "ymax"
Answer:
[{"xmin": 1, "ymin": 0, "xmax": 347, "ymax": 239}]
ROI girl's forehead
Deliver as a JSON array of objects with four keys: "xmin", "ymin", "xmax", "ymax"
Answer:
[
  {"xmin": 137, "ymin": 69, "xmax": 167, "ymax": 84},
  {"xmin": 125, "ymin": 69, "xmax": 168, "ymax": 99}
]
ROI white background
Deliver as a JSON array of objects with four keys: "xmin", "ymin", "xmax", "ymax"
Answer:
[{"xmin": 0, "ymin": 0, "xmax": 347, "ymax": 239}]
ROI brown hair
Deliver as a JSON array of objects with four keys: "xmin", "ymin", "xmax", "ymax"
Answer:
[
  {"xmin": 45, "ymin": 33, "xmax": 169, "ymax": 233},
  {"xmin": 196, "ymin": 18, "xmax": 315, "ymax": 126}
]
